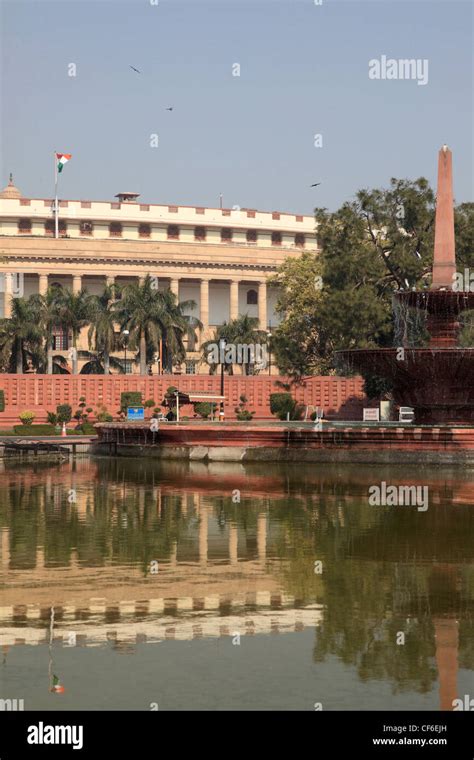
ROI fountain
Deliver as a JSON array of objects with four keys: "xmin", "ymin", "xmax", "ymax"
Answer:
[{"xmin": 339, "ymin": 146, "xmax": 474, "ymax": 424}]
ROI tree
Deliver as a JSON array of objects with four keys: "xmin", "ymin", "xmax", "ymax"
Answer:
[
  {"xmin": 87, "ymin": 285, "xmax": 117, "ymax": 374},
  {"xmin": 114, "ymin": 276, "xmax": 200, "ymax": 375},
  {"xmin": 0, "ymin": 297, "xmax": 43, "ymax": 373},
  {"xmin": 201, "ymin": 314, "xmax": 268, "ymax": 375},
  {"xmin": 56, "ymin": 289, "xmax": 91, "ymax": 374},
  {"xmin": 271, "ymin": 175, "xmax": 473, "ymax": 377},
  {"xmin": 31, "ymin": 286, "xmax": 69, "ymax": 374}
]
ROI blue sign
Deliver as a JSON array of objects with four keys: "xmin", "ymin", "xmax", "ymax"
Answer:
[{"xmin": 127, "ymin": 406, "xmax": 145, "ymax": 421}]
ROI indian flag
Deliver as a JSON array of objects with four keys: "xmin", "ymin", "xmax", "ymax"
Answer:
[{"xmin": 56, "ymin": 153, "xmax": 72, "ymax": 173}]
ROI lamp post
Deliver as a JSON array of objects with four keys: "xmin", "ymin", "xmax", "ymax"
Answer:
[
  {"xmin": 267, "ymin": 326, "xmax": 272, "ymax": 376},
  {"xmin": 219, "ymin": 337, "xmax": 226, "ymax": 422},
  {"xmin": 122, "ymin": 329, "xmax": 130, "ymax": 374}
]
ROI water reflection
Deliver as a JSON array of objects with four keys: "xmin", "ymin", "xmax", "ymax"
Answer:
[{"xmin": 0, "ymin": 457, "xmax": 473, "ymax": 710}]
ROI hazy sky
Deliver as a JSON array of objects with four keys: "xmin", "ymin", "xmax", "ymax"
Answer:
[{"xmin": 1, "ymin": 0, "xmax": 472, "ymax": 214}]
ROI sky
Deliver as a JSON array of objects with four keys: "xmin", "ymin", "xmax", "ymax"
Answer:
[{"xmin": 0, "ymin": 0, "xmax": 472, "ymax": 214}]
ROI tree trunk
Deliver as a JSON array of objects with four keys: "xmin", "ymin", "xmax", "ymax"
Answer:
[
  {"xmin": 16, "ymin": 338, "xmax": 23, "ymax": 374},
  {"xmin": 140, "ymin": 331, "xmax": 147, "ymax": 375},
  {"xmin": 47, "ymin": 333, "xmax": 53, "ymax": 374},
  {"xmin": 72, "ymin": 335, "xmax": 78, "ymax": 374},
  {"xmin": 103, "ymin": 352, "xmax": 110, "ymax": 375}
]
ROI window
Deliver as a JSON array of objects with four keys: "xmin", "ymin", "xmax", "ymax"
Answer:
[
  {"xmin": 81, "ymin": 201, "xmax": 91, "ymax": 209},
  {"xmin": 194, "ymin": 226, "xmax": 206, "ymax": 241},
  {"xmin": 272, "ymin": 212, "xmax": 280, "ymax": 220},
  {"xmin": 123, "ymin": 359, "xmax": 133, "ymax": 375},
  {"xmin": 271, "ymin": 231, "xmax": 282, "ymax": 246},
  {"xmin": 80, "ymin": 221, "xmax": 93, "ymax": 236},
  {"xmin": 109, "ymin": 222, "xmax": 122, "ymax": 237},
  {"xmin": 139, "ymin": 223, "xmax": 151, "ymax": 238},
  {"xmin": 295, "ymin": 233, "xmax": 305, "ymax": 248},
  {"xmin": 185, "ymin": 360, "xmax": 197, "ymax": 375},
  {"xmin": 52, "ymin": 326, "xmax": 70, "ymax": 351},
  {"xmin": 18, "ymin": 219, "xmax": 32, "ymax": 234},
  {"xmin": 167, "ymin": 224, "xmax": 179, "ymax": 240},
  {"xmin": 45, "ymin": 220, "xmax": 67, "ymax": 236},
  {"xmin": 246, "ymin": 229, "xmax": 257, "ymax": 243},
  {"xmin": 20, "ymin": 199, "xmax": 30, "ymax": 206},
  {"xmin": 110, "ymin": 202, "xmax": 120, "ymax": 210},
  {"xmin": 247, "ymin": 289, "xmax": 258, "ymax": 305},
  {"xmin": 195, "ymin": 207, "xmax": 205, "ymax": 215},
  {"xmin": 246, "ymin": 210, "xmax": 256, "ymax": 218},
  {"xmin": 221, "ymin": 227, "xmax": 233, "ymax": 243},
  {"xmin": 168, "ymin": 206, "xmax": 178, "ymax": 213},
  {"xmin": 222, "ymin": 209, "xmax": 231, "ymax": 217},
  {"xmin": 140, "ymin": 204, "xmax": 150, "ymax": 211}
]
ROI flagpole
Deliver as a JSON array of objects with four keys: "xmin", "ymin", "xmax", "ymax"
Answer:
[{"xmin": 54, "ymin": 152, "xmax": 59, "ymax": 239}]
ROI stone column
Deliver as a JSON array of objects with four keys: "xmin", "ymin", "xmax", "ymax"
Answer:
[
  {"xmin": 170, "ymin": 278, "xmax": 180, "ymax": 300},
  {"xmin": 3, "ymin": 274, "xmax": 12, "ymax": 318},
  {"xmin": 432, "ymin": 146, "xmax": 456, "ymax": 289},
  {"xmin": 72, "ymin": 275, "xmax": 82, "ymax": 294},
  {"xmin": 39, "ymin": 274, "xmax": 48, "ymax": 296},
  {"xmin": 230, "ymin": 280, "xmax": 239, "ymax": 321},
  {"xmin": 200, "ymin": 279, "xmax": 210, "ymax": 338},
  {"xmin": 229, "ymin": 523, "xmax": 238, "ymax": 566},
  {"xmin": 258, "ymin": 280, "xmax": 267, "ymax": 330}
]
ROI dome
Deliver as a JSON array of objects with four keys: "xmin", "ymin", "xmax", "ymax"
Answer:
[{"xmin": 0, "ymin": 173, "xmax": 22, "ymax": 199}]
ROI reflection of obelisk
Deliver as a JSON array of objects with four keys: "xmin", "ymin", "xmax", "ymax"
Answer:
[
  {"xmin": 434, "ymin": 617, "xmax": 458, "ymax": 711},
  {"xmin": 431, "ymin": 146, "xmax": 456, "ymax": 290}
]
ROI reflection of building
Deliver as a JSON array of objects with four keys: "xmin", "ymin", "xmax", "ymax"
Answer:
[{"xmin": 0, "ymin": 177, "xmax": 318, "ymax": 374}]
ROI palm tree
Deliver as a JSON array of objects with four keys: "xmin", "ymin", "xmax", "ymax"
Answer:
[
  {"xmin": 30, "ymin": 286, "xmax": 65, "ymax": 374},
  {"xmin": 56, "ymin": 289, "xmax": 92, "ymax": 374},
  {"xmin": 157, "ymin": 288, "xmax": 201, "ymax": 372},
  {"xmin": 87, "ymin": 285, "xmax": 117, "ymax": 374},
  {"xmin": 114, "ymin": 276, "xmax": 201, "ymax": 375},
  {"xmin": 79, "ymin": 350, "xmax": 124, "ymax": 374},
  {"xmin": 201, "ymin": 314, "xmax": 268, "ymax": 375},
  {"xmin": 0, "ymin": 296, "xmax": 43, "ymax": 373}
]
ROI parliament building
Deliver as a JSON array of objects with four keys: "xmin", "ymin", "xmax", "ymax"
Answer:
[{"xmin": 0, "ymin": 176, "xmax": 317, "ymax": 374}]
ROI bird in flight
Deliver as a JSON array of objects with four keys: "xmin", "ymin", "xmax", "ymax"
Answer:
[
  {"xmin": 129, "ymin": 65, "xmax": 141, "ymax": 74},
  {"xmin": 310, "ymin": 182, "xmax": 321, "ymax": 187},
  {"xmin": 165, "ymin": 107, "xmax": 174, "ymax": 111}
]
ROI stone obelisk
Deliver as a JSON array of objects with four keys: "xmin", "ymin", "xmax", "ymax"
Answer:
[{"xmin": 431, "ymin": 145, "xmax": 456, "ymax": 290}]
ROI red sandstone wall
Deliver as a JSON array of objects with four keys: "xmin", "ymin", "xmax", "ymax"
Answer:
[{"xmin": 0, "ymin": 374, "xmax": 366, "ymax": 424}]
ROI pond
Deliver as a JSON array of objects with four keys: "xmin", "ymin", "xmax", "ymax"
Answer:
[{"xmin": 0, "ymin": 456, "xmax": 473, "ymax": 711}]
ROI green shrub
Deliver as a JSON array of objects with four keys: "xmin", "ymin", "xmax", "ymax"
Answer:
[
  {"xmin": 120, "ymin": 391, "xmax": 142, "ymax": 412},
  {"xmin": 144, "ymin": 399, "xmax": 155, "ymax": 408},
  {"xmin": 234, "ymin": 394, "xmax": 255, "ymax": 421},
  {"xmin": 46, "ymin": 411, "xmax": 57, "ymax": 425},
  {"xmin": 80, "ymin": 422, "xmax": 97, "ymax": 434},
  {"xmin": 194, "ymin": 402, "xmax": 213, "ymax": 419},
  {"xmin": 0, "ymin": 390, "xmax": 5, "ymax": 413},
  {"xmin": 56, "ymin": 404, "xmax": 72, "ymax": 424},
  {"xmin": 269, "ymin": 392, "xmax": 304, "ymax": 421},
  {"xmin": 13, "ymin": 424, "xmax": 56, "ymax": 435},
  {"xmin": 97, "ymin": 410, "xmax": 113, "ymax": 422},
  {"xmin": 19, "ymin": 410, "xmax": 35, "ymax": 426}
]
